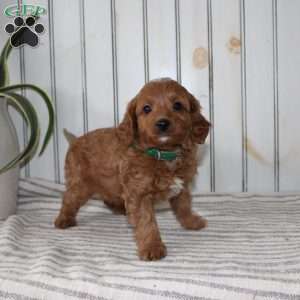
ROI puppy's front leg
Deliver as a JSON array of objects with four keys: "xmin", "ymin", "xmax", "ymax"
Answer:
[
  {"xmin": 169, "ymin": 188, "xmax": 207, "ymax": 230},
  {"xmin": 128, "ymin": 195, "xmax": 166, "ymax": 261}
]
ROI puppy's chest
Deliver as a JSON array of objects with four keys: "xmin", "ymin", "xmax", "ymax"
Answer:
[
  {"xmin": 154, "ymin": 160, "xmax": 185, "ymax": 199},
  {"xmin": 167, "ymin": 177, "xmax": 184, "ymax": 199},
  {"xmin": 153, "ymin": 175, "xmax": 184, "ymax": 200}
]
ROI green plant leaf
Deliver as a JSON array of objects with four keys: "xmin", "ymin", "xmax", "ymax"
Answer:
[
  {"xmin": 6, "ymin": 94, "xmax": 27, "ymax": 121},
  {"xmin": 0, "ymin": 84, "xmax": 54, "ymax": 155},
  {"xmin": 8, "ymin": 92, "xmax": 41, "ymax": 167},
  {"xmin": 0, "ymin": 39, "xmax": 13, "ymax": 88},
  {"xmin": 0, "ymin": 92, "xmax": 40, "ymax": 174}
]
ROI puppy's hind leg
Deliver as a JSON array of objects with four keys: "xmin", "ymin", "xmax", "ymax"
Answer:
[{"xmin": 55, "ymin": 185, "xmax": 91, "ymax": 229}]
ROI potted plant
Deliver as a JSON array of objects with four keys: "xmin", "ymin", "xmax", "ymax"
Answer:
[{"xmin": 0, "ymin": 39, "xmax": 54, "ymax": 220}]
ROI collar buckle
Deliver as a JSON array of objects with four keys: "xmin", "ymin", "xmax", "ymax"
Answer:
[{"xmin": 155, "ymin": 150, "xmax": 162, "ymax": 160}]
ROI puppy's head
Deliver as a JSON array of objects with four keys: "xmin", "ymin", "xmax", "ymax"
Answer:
[{"xmin": 117, "ymin": 78, "xmax": 210, "ymax": 149}]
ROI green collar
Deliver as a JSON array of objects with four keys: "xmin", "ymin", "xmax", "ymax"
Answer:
[
  {"xmin": 130, "ymin": 143, "xmax": 180, "ymax": 161},
  {"xmin": 145, "ymin": 148, "xmax": 178, "ymax": 161}
]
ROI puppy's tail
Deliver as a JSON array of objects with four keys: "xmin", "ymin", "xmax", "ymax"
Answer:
[{"xmin": 63, "ymin": 128, "xmax": 77, "ymax": 145}]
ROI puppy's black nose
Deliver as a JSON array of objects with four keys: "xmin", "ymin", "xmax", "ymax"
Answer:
[{"xmin": 156, "ymin": 119, "xmax": 170, "ymax": 132}]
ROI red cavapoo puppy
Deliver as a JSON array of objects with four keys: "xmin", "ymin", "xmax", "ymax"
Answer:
[{"xmin": 55, "ymin": 78, "xmax": 210, "ymax": 261}]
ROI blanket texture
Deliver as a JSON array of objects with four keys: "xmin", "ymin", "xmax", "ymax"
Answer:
[{"xmin": 0, "ymin": 178, "xmax": 299, "ymax": 300}]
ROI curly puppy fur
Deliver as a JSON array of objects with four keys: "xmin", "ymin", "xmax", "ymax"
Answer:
[{"xmin": 55, "ymin": 78, "xmax": 210, "ymax": 261}]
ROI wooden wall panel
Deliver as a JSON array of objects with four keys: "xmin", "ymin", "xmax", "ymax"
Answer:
[
  {"xmin": 244, "ymin": 0, "xmax": 275, "ymax": 191},
  {"xmin": 84, "ymin": 0, "xmax": 115, "ymax": 130},
  {"xmin": 115, "ymin": 0, "xmax": 145, "ymax": 121},
  {"xmin": 51, "ymin": 0, "xmax": 84, "ymax": 182},
  {"xmin": 211, "ymin": 0, "xmax": 243, "ymax": 192},
  {"xmin": 180, "ymin": 0, "xmax": 211, "ymax": 192},
  {"xmin": 147, "ymin": 0, "xmax": 177, "ymax": 81},
  {"xmin": 277, "ymin": 0, "xmax": 300, "ymax": 191},
  {"xmin": 22, "ymin": 0, "xmax": 55, "ymax": 180}
]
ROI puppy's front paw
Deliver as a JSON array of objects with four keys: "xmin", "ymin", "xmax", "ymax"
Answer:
[
  {"xmin": 181, "ymin": 215, "xmax": 207, "ymax": 230},
  {"xmin": 55, "ymin": 215, "xmax": 77, "ymax": 229},
  {"xmin": 139, "ymin": 242, "xmax": 167, "ymax": 261}
]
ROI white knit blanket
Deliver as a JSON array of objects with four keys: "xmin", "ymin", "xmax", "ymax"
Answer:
[{"xmin": 0, "ymin": 178, "xmax": 299, "ymax": 300}]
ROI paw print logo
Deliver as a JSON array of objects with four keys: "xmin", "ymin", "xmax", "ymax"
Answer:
[{"xmin": 5, "ymin": 16, "xmax": 44, "ymax": 48}]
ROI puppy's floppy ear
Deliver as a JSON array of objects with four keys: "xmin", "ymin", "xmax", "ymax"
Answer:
[
  {"xmin": 189, "ymin": 94, "xmax": 210, "ymax": 144},
  {"xmin": 117, "ymin": 98, "xmax": 137, "ymax": 146}
]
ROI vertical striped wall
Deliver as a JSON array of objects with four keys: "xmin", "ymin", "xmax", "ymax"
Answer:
[{"xmin": 1, "ymin": 0, "xmax": 300, "ymax": 193}]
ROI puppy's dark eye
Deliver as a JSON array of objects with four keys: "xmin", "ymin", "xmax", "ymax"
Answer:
[
  {"xmin": 173, "ymin": 102, "xmax": 183, "ymax": 111},
  {"xmin": 143, "ymin": 105, "xmax": 152, "ymax": 114}
]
